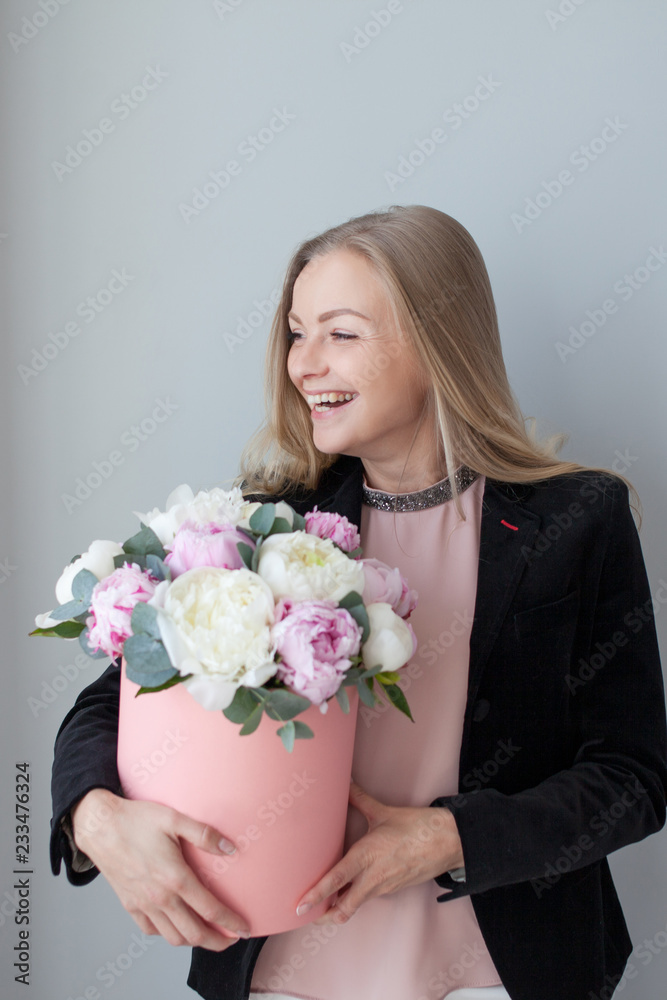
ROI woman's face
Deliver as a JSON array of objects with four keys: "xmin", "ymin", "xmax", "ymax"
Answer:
[{"xmin": 286, "ymin": 249, "xmax": 430, "ymax": 465}]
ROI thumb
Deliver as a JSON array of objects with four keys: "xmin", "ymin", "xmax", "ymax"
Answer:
[
  {"xmin": 171, "ymin": 810, "xmax": 238, "ymax": 856},
  {"xmin": 348, "ymin": 779, "xmax": 383, "ymax": 820}
]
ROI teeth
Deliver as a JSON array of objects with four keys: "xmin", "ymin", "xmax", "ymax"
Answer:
[{"xmin": 306, "ymin": 392, "xmax": 357, "ymax": 406}]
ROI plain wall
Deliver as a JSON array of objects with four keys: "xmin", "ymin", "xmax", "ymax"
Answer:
[{"xmin": 1, "ymin": 1, "xmax": 665, "ymax": 997}]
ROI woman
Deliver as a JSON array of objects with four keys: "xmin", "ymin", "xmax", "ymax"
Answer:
[{"xmin": 51, "ymin": 205, "xmax": 667, "ymax": 1000}]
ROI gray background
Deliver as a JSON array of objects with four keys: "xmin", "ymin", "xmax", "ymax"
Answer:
[{"xmin": 1, "ymin": 1, "xmax": 666, "ymax": 997}]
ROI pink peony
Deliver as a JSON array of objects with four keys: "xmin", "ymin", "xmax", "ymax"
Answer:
[
  {"xmin": 86, "ymin": 563, "xmax": 158, "ymax": 658},
  {"xmin": 271, "ymin": 600, "xmax": 362, "ymax": 708},
  {"xmin": 361, "ymin": 557, "xmax": 418, "ymax": 619},
  {"xmin": 164, "ymin": 519, "xmax": 255, "ymax": 577},
  {"xmin": 305, "ymin": 506, "xmax": 361, "ymax": 555}
]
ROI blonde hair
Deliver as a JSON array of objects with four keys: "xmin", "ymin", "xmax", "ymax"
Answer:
[{"xmin": 234, "ymin": 205, "xmax": 641, "ymax": 527}]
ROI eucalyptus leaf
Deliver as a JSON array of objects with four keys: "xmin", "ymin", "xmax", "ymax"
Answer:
[
  {"xmin": 357, "ymin": 661, "xmax": 384, "ymax": 681},
  {"xmin": 382, "ymin": 683, "xmax": 414, "ymax": 722},
  {"xmin": 223, "ymin": 686, "xmax": 264, "ymax": 723},
  {"xmin": 114, "ymin": 552, "xmax": 145, "ymax": 571},
  {"xmin": 78, "ymin": 627, "xmax": 110, "ymax": 659},
  {"xmin": 248, "ymin": 503, "xmax": 275, "ymax": 536},
  {"xmin": 345, "ymin": 603, "xmax": 370, "ymax": 643},
  {"xmin": 146, "ymin": 554, "xmax": 171, "ymax": 582},
  {"xmin": 291, "ymin": 512, "xmax": 306, "ymax": 531},
  {"xmin": 239, "ymin": 703, "xmax": 264, "ymax": 735},
  {"xmin": 334, "ymin": 685, "xmax": 350, "ymax": 713},
  {"xmin": 71, "ymin": 568, "xmax": 99, "ymax": 604},
  {"xmin": 337, "ymin": 591, "xmax": 364, "ymax": 609},
  {"xmin": 236, "ymin": 541, "xmax": 255, "ymax": 571},
  {"xmin": 123, "ymin": 525, "xmax": 166, "ymax": 559},
  {"xmin": 136, "ymin": 673, "xmax": 188, "ymax": 695},
  {"xmin": 124, "ymin": 633, "xmax": 177, "ymax": 687},
  {"xmin": 50, "ymin": 599, "xmax": 89, "ymax": 621},
  {"xmin": 356, "ymin": 678, "xmax": 378, "ymax": 708},
  {"xmin": 130, "ymin": 601, "xmax": 160, "ymax": 639},
  {"xmin": 250, "ymin": 545, "xmax": 260, "ymax": 573},
  {"xmin": 277, "ymin": 719, "xmax": 295, "ymax": 752},
  {"xmin": 264, "ymin": 688, "xmax": 312, "ymax": 721},
  {"xmin": 292, "ymin": 719, "xmax": 314, "ymax": 739},
  {"xmin": 266, "ymin": 516, "xmax": 293, "ymax": 535}
]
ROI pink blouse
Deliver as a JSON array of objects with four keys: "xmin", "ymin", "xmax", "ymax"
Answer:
[{"xmin": 251, "ymin": 473, "xmax": 503, "ymax": 999}]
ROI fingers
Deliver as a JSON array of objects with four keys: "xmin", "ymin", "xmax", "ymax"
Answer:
[
  {"xmin": 295, "ymin": 853, "xmax": 361, "ymax": 916},
  {"xmin": 172, "ymin": 810, "xmax": 238, "ymax": 857}
]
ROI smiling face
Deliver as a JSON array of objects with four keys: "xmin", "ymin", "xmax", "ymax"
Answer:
[{"xmin": 286, "ymin": 249, "xmax": 441, "ymax": 487}]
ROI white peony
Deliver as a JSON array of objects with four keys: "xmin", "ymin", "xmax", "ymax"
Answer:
[
  {"xmin": 134, "ymin": 483, "xmax": 254, "ymax": 547},
  {"xmin": 256, "ymin": 531, "xmax": 365, "ymax": 603},
  {"xmin": 361, "ymin": 602, "xmax": 415, "ymax": 672},
  {"xmin": 236, "ymin": 499, "xmax": 296, "ymax": 532},
  {"xmin": 55, "ymin": 539, "xmax": 124, "ymax": 606},
  {"xmin": 149, "ymin": 566, "xmax": 278, "ymax": 710}
]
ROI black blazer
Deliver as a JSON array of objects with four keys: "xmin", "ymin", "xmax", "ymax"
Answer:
[{"xmin": 50, "ymin": 454, "xmax": 667, "ymax": 1000}]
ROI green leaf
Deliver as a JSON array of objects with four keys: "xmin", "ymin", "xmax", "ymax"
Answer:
[
  {"xmin": 248, "ymin": 503, "xmax": 275, "ymax": 536},
  {"xmin": 146, "ymin": 554, "xmax": 171, "ymax": 581},
  {"xmin": 223, "ymin": 686, "xmax": 265, "ymax": 723},
  {"xmin": 251, "ymin": 544, "xmax": 260, "ymax": 573},
  {"xmin": 342, "ymin": 666, "xmax": 364, "ymax": 685},
  {"xmin": 291, "ymin": 512, "xmax": 306, "ymax": 531},
  {"xmin": 376, "ymin": 670, "xmax": 401, "ymax": 685},
  {"xmin": 356, "ymin": 678, "xmax": 378, "ymax": 708},
  {"xmin": 334, "ymin": 685, "xmax": 350, "ymax": 713},
  {"xmin": 266, "ymin": 516, "xmax": 293, "ymax": 535},
  {"xmin": 123, "ymin": 525, "xmax": 166, "ymax": 559},
  {"xmin": 293, "ymin": 719, "xmax": 314, "ymax": 739},
  {"xmin": 337, "ymin": 590, "xmax": 364, "ymax": 609},
  {"xmin": 50, "ymin": 598, "xmax": 89, "ymax": 621},
  {"xmin": 136, "ymin": 672, "xmax": 189, "ymax": 695},
  {"xmin": 130, "ymin": 601, "xmax": 160, "ymax": 639},
  {"xmin": 78, "ymin": 627, "xmax": 110, "ymax": 659},
  {"xmin": 239, "ymin": 702, "xmax": 264, "ymax": 735},
  {"xmin": 346, "ymin": 604, "xmax": 370, "ymax": 643},
  {"xmin": 236, "ymin": 541, "xmax": 255, "ymax": 570},
  {"xmin": 71, "ymin": 568, "xmax": 99, "ymax": 603},
  {"xmin": 382, "ymin": 683, "xmax": 414, "ymax": 722},
  {"xmin": 29, "ymin": 620, "xmax": 86, "ymax": 639},
  {"xmin": 357, "ymin": 662, "xmax": 385, "ymax": 681},
  {"xmin": 124, "ymin": 633, "xmax": 177, "ymax": 687},
  {"xmin": 264, "ymin": 688, "xmax": 312, "ymax": 721},
  {"xmin": 346, "ymin": 546, "xmax": 363, "ymax": 559},
  {"xmin": 277, "ymin": 719, "xmax": 295, "ymax": 752}
]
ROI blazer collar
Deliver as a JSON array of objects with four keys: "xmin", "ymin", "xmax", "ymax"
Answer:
[{"xmin": 305, "ymin": 454, "xmax": 542, "ymax": 729}]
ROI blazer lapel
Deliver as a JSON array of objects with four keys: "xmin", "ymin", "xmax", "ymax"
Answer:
[{"xmin": 311, "ymin": 457, "xmax": 542, "ymax": 734}]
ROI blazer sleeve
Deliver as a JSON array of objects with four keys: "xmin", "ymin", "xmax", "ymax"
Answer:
[
  {"xmin": 50, "ymin": 656, "xmax": 123, "ymax": 885},
  {"xmin": 430, "ymin": 478, "xmax": 667, "ymax": 899}
]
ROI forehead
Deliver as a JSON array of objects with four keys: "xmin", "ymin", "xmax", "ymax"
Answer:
[{"xmin": 291, "ymin": 250, "xmax": 390, "ymax": 317}]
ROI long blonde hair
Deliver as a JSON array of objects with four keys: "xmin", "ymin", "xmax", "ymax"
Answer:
[{"xmin": 233, "ymin": 205, "xmax": 641, "ymax": 526}]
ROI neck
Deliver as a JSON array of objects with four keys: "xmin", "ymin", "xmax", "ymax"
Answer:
[{"xmin": 361, "ymin": 460, "xmax": 451, "ymax": 494}]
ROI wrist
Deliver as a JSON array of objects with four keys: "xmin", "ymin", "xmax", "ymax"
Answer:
[
  {"xmin": 71, "ymin": 788, "xmax": 121, "ymax": 851},
  {"xmin": 431, "ymin": 806, "xmax": 464, "ymax": 871}
]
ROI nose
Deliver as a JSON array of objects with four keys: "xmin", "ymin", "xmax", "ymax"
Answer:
[{"xmin": 288, "ymin": 335, "xmax": 329, "ymax": 383}]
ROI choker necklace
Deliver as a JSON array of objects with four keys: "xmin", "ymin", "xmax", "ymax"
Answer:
[{"xmin": 361, "ymin": 465, "xmax": 480, "ymax": 512}]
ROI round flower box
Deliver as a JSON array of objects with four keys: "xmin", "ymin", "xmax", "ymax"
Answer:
[{"xmin": 117, "ymin": 659, "xmax": 360, "ymax": 936}]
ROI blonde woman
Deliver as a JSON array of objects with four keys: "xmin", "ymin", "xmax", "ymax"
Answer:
[{"xmin": 51, "ymin": 206, "xmax": 667, "ymax": 1000}]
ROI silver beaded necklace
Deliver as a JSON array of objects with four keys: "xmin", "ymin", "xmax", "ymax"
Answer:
[{"xmin": 361, "ymin": 464, "xmax": 480, "ymax": 512}]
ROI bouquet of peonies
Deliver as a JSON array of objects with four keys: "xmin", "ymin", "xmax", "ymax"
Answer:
[{"xmin": 32, "ymin": 483, "xmax": 419, "ymax": 751}]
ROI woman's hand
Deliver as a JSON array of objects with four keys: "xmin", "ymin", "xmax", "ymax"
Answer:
[
  {"xmin": 71, "ymin": 788, "xmax": 251, "ymax": 950},
  {"xmin": 295, "ymin": 779, "xmax": 464, "ymax": 925}
]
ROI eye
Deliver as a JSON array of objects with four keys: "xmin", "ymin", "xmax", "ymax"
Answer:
[{"xmin": 286, "ymin": 329, "xmax": 356, "ymax": 342}]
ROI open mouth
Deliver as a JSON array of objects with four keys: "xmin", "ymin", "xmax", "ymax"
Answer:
[{"xmin": 307, "ymin": 392, "xmax": 358, "ymax": 414}]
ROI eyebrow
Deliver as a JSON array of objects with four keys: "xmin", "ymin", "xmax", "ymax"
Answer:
[{"xmin": 287, "ymin": 308, "xmax": 371, "ymax": 324}]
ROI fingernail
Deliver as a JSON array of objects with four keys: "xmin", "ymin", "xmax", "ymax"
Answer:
[
  {"xmin": 236, "ymin": 928, "xmax": 251, "ymax": 938},
  {"xmin": 219, "ymin": 837, "xmax": 237, "ymax": 855},
  {"xmin": 296, "ymin": 902, "xmax": 312, "ymax": 916}
]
